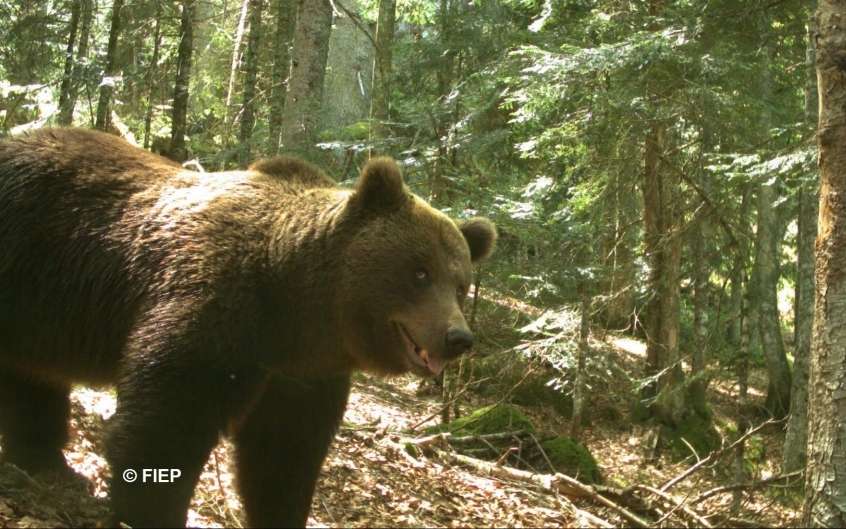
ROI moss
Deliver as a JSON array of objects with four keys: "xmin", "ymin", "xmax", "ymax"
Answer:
[
  {"xmin": 540, "ymin": 436, "xmax": 601, "ymax": 484},
  {"xmin": 511, "ymin": 377, "xmax": 574, "ymax": 418},
  {"xmin": 630, "ymin": 400, "xmax": 652, "ymax": 423},
  {"xmin": 665, "ymin": 412, "xmax": 720, "ymax": 460},
  {"xmin": 428, "ymin": 404, "xmax": 535, "ymax": 436},
  {"xmin": 317, "ymin": 121, "xmax": 371, "ymax": 142}
]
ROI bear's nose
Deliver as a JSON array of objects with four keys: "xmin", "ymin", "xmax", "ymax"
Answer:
[{"xmin": 446, "ymin": 328, "xmax": 474, "ymax": 357}]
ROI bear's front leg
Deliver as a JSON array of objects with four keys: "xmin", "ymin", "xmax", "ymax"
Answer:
[
  {"xmin": 107, "ymin": 357, "xmax": 265, "ymax": 528},
  {"xmin": 234, "ymin": 374, "xmax": 350, "ymax": 528}
]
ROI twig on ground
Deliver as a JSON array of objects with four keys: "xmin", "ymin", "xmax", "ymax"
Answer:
[
  {"xmin": 529, "ymin": 432, "xmax": 557, "ymax": 474},
  {"xmin": 407, "ymin": 377, "xmax": 493, "ymax": 432},
  {"xmin": 692, "ymin": 470, "xmax": 803, "ymax": 505},
  {"xmin": 636, "ymin": 484, "xmax": 712, "ymax": 528}
]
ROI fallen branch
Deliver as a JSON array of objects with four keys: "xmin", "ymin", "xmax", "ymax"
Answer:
[
  {"xmin": 440, "ymin": 450, "xmax": 651, "ymax": 528},
  {"xmin": 707, "ymin": 515, "xmax": 773, "ymax": 528},
  {"xmin": 635, "ymin": 485, "xmax": 712, "ymax": 528},
  {"xmin": 660, "ymin": 418, "xmax": 778, "ymax": 492},
  {"xmin": 404, "ymin": 430, "xmax": 529, "ymax": 449},
  {"xmin": 692, "ymin": 470, "xmax": 803, "ymax": 505}
]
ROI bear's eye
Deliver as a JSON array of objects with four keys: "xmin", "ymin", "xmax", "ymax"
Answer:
[{"xmin": 414, "ymin": 268, "xmax": 430, "ymax": 285}]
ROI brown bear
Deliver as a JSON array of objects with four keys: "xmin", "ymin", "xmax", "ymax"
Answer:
[{"xmin": 0, "ymin": 128, "xmax": 496, "ymax": 528}]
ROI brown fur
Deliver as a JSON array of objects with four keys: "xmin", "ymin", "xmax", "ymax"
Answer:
[
  {"xmin": 248, "ymin": 156, "xmax": 335, "ymax": 188},
  {"xmin": 0, "ymin": 128, "xmax": 496, "ymax": 527}
]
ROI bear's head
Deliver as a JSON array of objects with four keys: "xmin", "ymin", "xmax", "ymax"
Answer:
[{"xmin": 338, "ymin": 158, "xmax": 496, "ymax": 377}]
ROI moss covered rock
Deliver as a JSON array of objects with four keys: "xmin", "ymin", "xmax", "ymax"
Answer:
[
  {"xmin": 429, "ymin": 404, "xmax": 535, "ymax": 436},
  {"xmin": 540, "ymin": 436, "xmax": 601, "ymax": 483},
  {"xmin": 317, "ymin": 121, "xmax": 370, "ymax": 142},
  {"xmin": 511, "ymin": 377, "xmax": 574, "ymax": 418},
  {"xmin": 664, "ymin": 412, "xmax": 720, "ymax": 459}
]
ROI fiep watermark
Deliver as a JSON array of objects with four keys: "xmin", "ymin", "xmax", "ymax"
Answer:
[{"xmin": 122, "ymin": 468, "xmax": 182, "ymax": 483}]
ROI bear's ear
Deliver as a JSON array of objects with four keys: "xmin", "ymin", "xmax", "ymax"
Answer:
[
  {"xmin": 460, "ymin": 217, "xmax": 497, "ymax": 263},
  {"xmin": 353, "ymin": 157, "xmax": 407, "ymax": 211}
]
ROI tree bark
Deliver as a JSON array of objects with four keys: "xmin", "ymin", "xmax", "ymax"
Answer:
[
  {"xmin": 170, "ymin": 0, "xmax": 195, "ymax": 162},
  {"xmin": 803, "ymin": 2, "xmax": 846, "ymax": 526},
  {"xmin": 143, "ymin": 1, "xmax": 164, "ymax": 149},
  {"xmin": 57, "ymin": 0, "xmax": 81, "ymax": 124},
  {"xmin": 689, "ymin": 218, "xmax": 709, "ymax": 413},
  {"xmin": 571, "ymin": 290, "xmax": 590, "ymax": 439},
  {"xmin": 225, "ymin": 0, "xmax": 250, "ymax": 144},
  {"xmin": 642, "ymin": 121, "xmax": 663, "ymax": 399},
  {"xmin": 95, "ymin": 0, "xmax": 124, "ymax": 131},
  {"xmin": 784, "ymin": 4, "xmax": 818, "ymax": 474},
  {"xmin": 279, "ymin": 0, "xmax": 333, "ymax": 158},
  {"xmin": 59, "ymin": 0, "xmax": 94, "ymax": 126},
  {"xmin": 238, "ymin": 0, "xmax": 265, "ymax": 166},
  {"xmin": 750, "ymin": 12, "xmax": 792, "ymax": 419},
  {"xmin": 430, "ymin": 0, "xmax": 458, "ymax": 199},
  {"xmin": 267, "ymin": 0, "xmax": 297, "ymax": 155},
  {"xmin": 321, "ymin": 1, "xmax": 373, "ymax": 132},
  {"xmin": 752, "ymin": 182, "xmax": 792, "ymax": 418},
  {"xmin": 641, "ymin": 119, "xmax": 686, "ymax": 426},
  {"xmin": 370, "ymin": 0, "xmax": 396, "ymax": 139}
]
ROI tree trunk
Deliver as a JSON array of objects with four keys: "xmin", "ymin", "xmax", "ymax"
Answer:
[
  {"xmin": 783, "ymin": 5, "xmax": 818, "ymax": 474},
  {"xmin": 225, "ymin": 0, "xmax": 250, "ymax": 144},
  {"xmin": 431, "ymin": 0, "xmax": 457, "ymax": 199},
  {"xmin": 732, "ymin": 275, "xmax": 751, "ymax": 515},
  {"xmin": 689, "ymin": 218, "xmax": 709, "ymax": 413},
  {"xmin": 654, "ymin": 197, "xmax": 684, "ymax": 425},
  {"xmin": 370, "ymin": 0, "xmax": 396, "ymax": 139},
  {"xmin": 750, "ymin": 12, "xmax": 792, "ymax": 419},
  {"xmin": 267, "ymin": 0, "xmax": 297, "ymax": 155},
  {"xmin": 95, "ymin": 0, "xmax": 124, "ymax": 131},
  {"xmin": 170, "ymin": 0, "xmax": 195, "ymax": 162},
  {"xmin": 238, "ymin": 0, "xmax": 265, "ymax": 166},
  {"xmin": 57, "ymin": 0, "xmax": 81, "ymax": 124},
  {"xmin": 641, "ymin": 120, "xmax": 686, "ymax": 426},
  {"xmin": 729, "ymin": 187, "xmax": 754, "ymax": 515},
  {"xmin": 279, "ymin": 0, "xmax": 333, "ymax": 158},
  {"xmin": 728, "ymin": 187, "xmax": 753, "ymax": 355},
  {"xmin": 803, "ymin": 2, "xmax": 846, "ymax": 525},
  {"xmin": 321, "ymin": 1, "xmax": 373, "ymax": 133},
  {"xmin": 143, "ymin": 1, "xmax": 164, "ymax": 149},
  {"xmin": 571, "ymin": 290, "xmax": 590, "ymax": 439},
  {"xmin": 752, "ymin": 182, "xmax": 792, "ymax": 419},
  {"xmin": 59, "ymin": 0, "xmax": 94, "ymax": 126},
  {"xmin": 642, "ymin": 121, "xmax": 663, "ymax": 399}
]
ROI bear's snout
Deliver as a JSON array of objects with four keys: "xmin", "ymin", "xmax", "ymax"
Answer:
[{"xmin": 445, "ymin": 327, "xmax": 474, "ymax": 358}]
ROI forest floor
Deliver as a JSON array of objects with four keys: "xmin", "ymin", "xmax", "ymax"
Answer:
[{"xmin": 0, "ymin": 304, "xmax": 805, "ymax": 527}]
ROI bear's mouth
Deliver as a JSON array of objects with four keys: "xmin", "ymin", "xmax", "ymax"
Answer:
[{"xmin": 395, "ymin": 323, "xmax": 445, "ymax": 376}]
